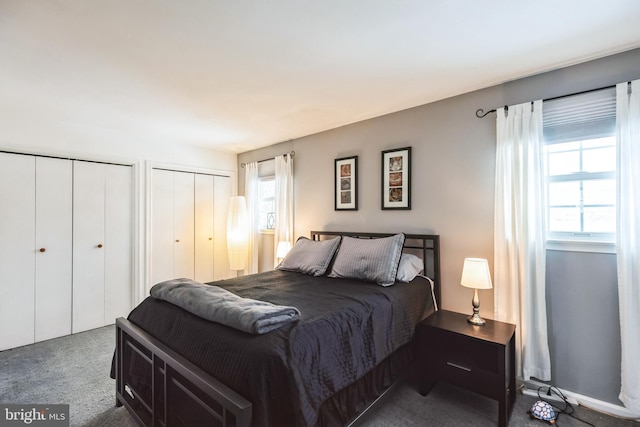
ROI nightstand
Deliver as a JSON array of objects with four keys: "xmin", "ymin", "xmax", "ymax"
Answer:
[{"xmin": 417, "ymin": 310, "xmax": 516, "ymax": 427}]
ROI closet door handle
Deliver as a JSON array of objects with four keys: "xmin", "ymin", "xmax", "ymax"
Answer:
[
  {"xmin": 97, "ymin": 244, "xmax": 103, "ymax": 248},
  {"xmin": 39, "ymin": 248, "xmax": 46, "ymax": 253},
  {"xmin": 208, "ymin": 237, "xmax": 213, "ymax": 240},
  {"xmin": 175, "ymin": 239, "xmax": 180, "ymax": 243}
]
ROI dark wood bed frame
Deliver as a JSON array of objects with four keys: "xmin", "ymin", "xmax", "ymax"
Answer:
[{"xmin": 115, "ymin": 231, "xmax": 440, "ymax": 427}]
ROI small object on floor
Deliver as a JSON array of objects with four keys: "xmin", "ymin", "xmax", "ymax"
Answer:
[{"xmin": 528, "ymin": 400, "xmax": 557, "ymax": 424}]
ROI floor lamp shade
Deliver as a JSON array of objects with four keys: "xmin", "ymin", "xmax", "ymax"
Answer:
[
  {"xmin": 276, "ymin": 241, "xmax": 292, "ymax": 260},
  {"xmin": 227, "ymin": 196, "xmax": 248, "ymax": 270}
]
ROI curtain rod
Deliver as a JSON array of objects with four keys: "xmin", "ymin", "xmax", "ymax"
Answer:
[
  {"xmin": 475, "ymin": 83, "xmax": 623, "ymax": 118},
  {"xmin": 240, "ymin": 150, "xmax": 295, "ymax": 168}
]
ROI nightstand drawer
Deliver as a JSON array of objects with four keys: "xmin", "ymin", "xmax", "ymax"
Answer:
[
  {"xmin": 432, "ymin": 328, "xmax": 500, "ymax": 374},
  {"xmin": 436, "ymin": 356, "xmax": 500, "ymax": 399}
]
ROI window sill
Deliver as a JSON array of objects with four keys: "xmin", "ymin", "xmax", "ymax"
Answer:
[
  {"xmin": 259, "ymin": 229, "xmax": 274, "ymax": 235},
  {"xmin": 546, "ymin": 240, "xmax": 616, "ymax": 254}
]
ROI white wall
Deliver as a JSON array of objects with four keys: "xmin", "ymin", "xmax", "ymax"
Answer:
[{"xmin": 0, "ymin": 119, "xmax": 237, "ymax": 171}]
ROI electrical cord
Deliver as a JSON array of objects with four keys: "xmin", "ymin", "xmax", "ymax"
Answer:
[{"xmin": 536, "ymin": 386, "xmax": 596, "ymax": 426}]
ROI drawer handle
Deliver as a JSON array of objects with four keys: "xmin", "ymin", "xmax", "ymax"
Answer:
[{"xmin": 446, "ymin": 362, "xmax": 471, "ymax": 372}]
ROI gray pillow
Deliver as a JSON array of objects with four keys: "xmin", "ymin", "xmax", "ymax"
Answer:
[
  {"xmin": 276, "ymin": 236, "xmax": 341, "ymax": 276},
  {"xmin": 328, "ymin": 234, "xmax": 405, "ymax": 286}
]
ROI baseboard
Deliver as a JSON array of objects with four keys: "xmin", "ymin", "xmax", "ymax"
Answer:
[
  {"xmin": 522, "ymin": 388, "xmax": 578, "ymax": 405},
  {"xmin": 523, "ymin": 379, "xmax": 640, "ymax": 420}
]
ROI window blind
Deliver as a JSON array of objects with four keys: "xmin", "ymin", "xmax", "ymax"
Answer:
[{"xmin": 543, "ymin": 87, "xmax": 616, "ymax": 144}]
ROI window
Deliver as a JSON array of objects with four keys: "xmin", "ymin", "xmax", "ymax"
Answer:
[
  {"xmin": 543, "ymin": 88, "xmax": 616, "ymax": 248},
  {"xmin": 258, "ymin": 177, "xmax": 275, "ymax": 231}
]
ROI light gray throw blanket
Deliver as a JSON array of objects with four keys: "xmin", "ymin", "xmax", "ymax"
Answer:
[{"xmin": 150, "ymin": 278, "xmax": 301, "ymax": 334}]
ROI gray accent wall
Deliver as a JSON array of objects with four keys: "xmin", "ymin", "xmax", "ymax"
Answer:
[
  {"xmin": 238, "ymin": 48, "xmax": 640, "ymax": 405},
  {"xmin": 546, "ymin": 250, "xmax": 620, "ymax": 404}
]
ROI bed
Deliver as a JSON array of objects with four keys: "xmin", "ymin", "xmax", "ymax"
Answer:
[{"xmin": 113, "ymin": 231, "xmax": 441, "ymax": 427}]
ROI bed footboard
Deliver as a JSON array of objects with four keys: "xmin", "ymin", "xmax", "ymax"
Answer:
[{"xmin": 115, "ymin": 317, "xmax": 252, "ymax": 427}]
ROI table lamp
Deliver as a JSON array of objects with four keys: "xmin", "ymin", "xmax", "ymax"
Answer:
[{"xmin": 460, "ymin": 258, "xmax": 493, "ymax": 325}]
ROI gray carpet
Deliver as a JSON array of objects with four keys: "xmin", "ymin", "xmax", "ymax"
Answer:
[
  {"xmin": 0, "ymin": 326, "xmax": 135, "ymax": 427},
  {"xmin": 0, "ymin": 325, "xmax": 636, "ymax": 426}
]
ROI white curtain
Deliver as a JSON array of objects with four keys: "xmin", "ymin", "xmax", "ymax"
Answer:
[
  {"xmin": 244, "ymin": 161, "xmax": 259, "ymax": 274},
  {"xmin": 274, "ymin": 154, "xmax": 294, "ymax": 267},
  {"xmin": 494, "ymin": 100, "xmax": 551, "ymax": 381},
  {"xmin": 616, "ymin": 79, "xmax": 640, "ymax": 414}
]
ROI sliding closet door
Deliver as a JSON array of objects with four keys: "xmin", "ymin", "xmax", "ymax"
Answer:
[
  {"xmin": 0, "ymin": 153, "xmax": 36, "ymax": 351},
  {"xmin": 173, "ymin": 171, "xmax": 195, "ymax": 279},
  {"xmin": 195, "ymin": 174, "xmax": 215, "ymax": 283},
  {"xmin": 0, "ymin": 155, "xmax": 132, "ymax": 347},
  {"xmin": 73, "ymin": 161, "xmax": 133, "ymax": 331},
  {"xmin": 104, "ymin": 164, "xmax": 133, "ymax": 324},
  {"xmin": 151, "ymin": 168, "xmax": 196, "ymax": 284},
  {"xmin": 151, "ymin": 169, "xmax": 175, "ymax": 285},
  {"xmin": 34, "ymin": 157, "xmax": 73, "ymax": 342},
  {"xmin": 189, "ymin": 174, "xmax": 232, "ymax": 282},
  {"xmin": 213, "ymin": 176, "xmax": 231, "ymax": 280},
  {"xmin": 73, "ymin": 161, "xmax": 106, "ymax": 333},
  {"xmin": 151, "ymin": 169, "xmax": 231, "ymax": 286}
]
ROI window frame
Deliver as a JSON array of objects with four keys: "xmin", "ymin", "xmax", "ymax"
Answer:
[
  {"xmin": 258, "ymin": 176, "xmax": 275, "ymax": 234},
  {"xmin": 542, "ymin": 89, "xmax": 617, "ymax": 253}
]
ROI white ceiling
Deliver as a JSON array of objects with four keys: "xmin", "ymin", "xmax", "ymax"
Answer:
[{"xmin": 2, "ymin": 1, "xmax": 640, "ymax": 154}]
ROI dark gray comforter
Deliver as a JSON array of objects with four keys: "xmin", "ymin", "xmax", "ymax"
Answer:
[{"xmin": 124, "ymin": 270, "xmax": 435, "ymax": 427}]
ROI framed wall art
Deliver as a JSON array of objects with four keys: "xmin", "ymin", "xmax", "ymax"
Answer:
[
  {"xmin": 381, "ymin": 147, "xmax": 411, "ymax": 210},
  {"xmin": 335, "ymin": 156, "xmax": 358, "ymax": 210}
]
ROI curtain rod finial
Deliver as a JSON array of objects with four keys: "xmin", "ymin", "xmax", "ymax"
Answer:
[{"xmin": 475, "ymin": 108, "xmax": 496, "ymax": 118}]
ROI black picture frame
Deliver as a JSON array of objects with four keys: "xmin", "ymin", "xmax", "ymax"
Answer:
[
  {"xmin": 334, "ymin": 156, "xmax": 358, "ymax": 210},
  {"xmin": 381, "ymin": 147, "xmax": 411, "ymax": 210}
]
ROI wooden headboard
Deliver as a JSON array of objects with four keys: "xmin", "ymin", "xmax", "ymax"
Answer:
[{"xmin": 310, "ymin": 231, "xmax": 441, "ymax": 306}]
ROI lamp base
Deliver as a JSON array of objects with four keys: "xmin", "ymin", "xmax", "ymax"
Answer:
[
  {"xmin": 467, "ymin": 288, "xmax": 486, "ymax": 326},
  {"xmin": 467, "ymin": 313, "xmax": 486, "ymax": 326}
]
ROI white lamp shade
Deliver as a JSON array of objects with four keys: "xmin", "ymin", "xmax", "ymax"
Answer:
[
  {"xmin": 276, "ymin": 241, "xmax": 292, "ymax": 259},
  {"xmin": 227, "ymin": 196, "xmax": 248, "ymax": 270},
  {"xmin": 460, "ymin": 258, "xmax": 493, "ymax": 290}
]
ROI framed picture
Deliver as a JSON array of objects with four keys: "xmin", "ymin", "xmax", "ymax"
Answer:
[
  {"xmin": 381, "ymin": 147, "xmax": 411, "ymax": 210},
  {"xmin": 335, "ymin": 156, "xmax": 358, "ymax": 210}
]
